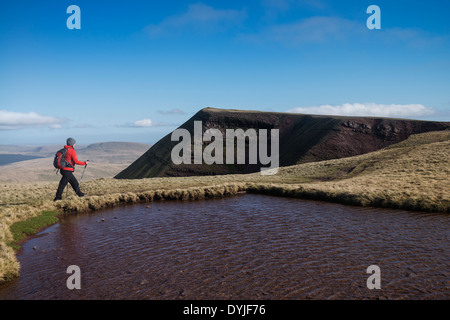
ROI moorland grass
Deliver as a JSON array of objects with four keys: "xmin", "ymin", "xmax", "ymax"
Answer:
[
  {"xmin": 0, "ymin": 130, "xmax": 448, "ymax": 283},
  {"xmin": 8, "ymin": 211, "xmax": 59, "ymax": 251}
]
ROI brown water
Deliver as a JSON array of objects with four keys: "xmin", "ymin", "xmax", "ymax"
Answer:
[{"xmin": 0, "ymin": 194, "xmax": 448, "ymax": 300}]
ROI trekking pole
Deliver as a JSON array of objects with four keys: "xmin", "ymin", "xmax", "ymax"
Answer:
[{"xmin": 76, "ymin": 160, "xmax": 89, "ymax": 194}]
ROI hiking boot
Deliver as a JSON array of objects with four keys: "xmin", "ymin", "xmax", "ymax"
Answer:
[
  {"xmin": 53, "ymin": 197, "xmax": 62, "ymax": 202},
  {"xmin": 77, "ymin": 192, "xmax": 85, "ymax": 198}
]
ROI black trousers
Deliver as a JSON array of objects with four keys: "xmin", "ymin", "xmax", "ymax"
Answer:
[{"xmin": 55, "ymin": 169, "xmax": 83, "ymax": 200}]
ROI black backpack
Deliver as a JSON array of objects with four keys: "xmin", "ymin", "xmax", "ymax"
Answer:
[{"xmin": 53, "ymin": 148, "xmax": 73, "ymax": 170}]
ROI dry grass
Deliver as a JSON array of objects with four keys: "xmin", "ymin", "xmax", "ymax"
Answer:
[{"xmin": 0, "ymin": 130, "xmax": 449, "ymax": 283}]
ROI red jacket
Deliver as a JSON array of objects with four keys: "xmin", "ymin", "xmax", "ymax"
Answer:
[{"xmin": 62, "ymin": 145, "xmax": 86, "ymax": 171}]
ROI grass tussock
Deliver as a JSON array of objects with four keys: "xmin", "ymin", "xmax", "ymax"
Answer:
[
  {"xmin": 0, "ymin": 130, "xmax": 449, "ymax": 284},
  {"xmin": 53, "ymin": 184, "xmax": 247, "ymax": 213}
]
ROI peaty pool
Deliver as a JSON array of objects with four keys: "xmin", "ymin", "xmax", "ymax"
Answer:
[{"xmin": 0, "ymin": 194, "xmax": 448, "ymax": 299}]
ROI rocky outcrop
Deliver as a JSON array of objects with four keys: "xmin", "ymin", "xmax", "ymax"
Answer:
[{"xmin": 115, "ymin": 108, "xmax": 449, "ymax": 179}]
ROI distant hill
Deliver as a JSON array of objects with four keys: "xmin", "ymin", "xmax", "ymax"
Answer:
[
  {"xmin": 0, "ymin": 154, "xmax": 44, "ymax": 166},
  {"xmin": 115, "ymin": 107, "xmax": 450, "ymax": 179},
  {"xmin": 0, "ymin": 145, "xmax": 60, "ymax": 157},
  {"xmin": 0, "ymin": 142, "xmax": 151, "ymax": 183}
]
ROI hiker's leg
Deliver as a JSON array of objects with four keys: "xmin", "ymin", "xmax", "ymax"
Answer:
[
  {"xmin": 67, "ymin": 171, "xmax": 84, "ymax": 196},
  {"xmin": 55, "ymin": 170, "xmax": 71, "ymax": 200}
]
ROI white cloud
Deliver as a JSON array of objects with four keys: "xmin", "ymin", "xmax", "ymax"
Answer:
[
  {"xmin": 287, "ymin": 103, "xmax": 434, "ymax": 118},
  {"xmin": 124, "ymin": 119, "xmax": 177, "ymax": 128},
  {"xmin": 158, "ymin": 108, "xmax": 186, "ymax": 115},
  {"xmin": 134, "ymin": 119, "xmax": 153, "ymax": 127},
  {"xmin": 0, "ymin": 110, "xmax": 64, "ymax": 130},
  {"xmin": 241, "ymin": 16, "xmax": 361, "ymax": 45},
  {"xmin": 73, "ymin": 123, "xmax": 94, "ymax": 129},
  {"xmin": 262, "ymin": 0, "xmax": 328, "ymax": 15},
  {"xmin": 381, "ymin": 27, "xmax": 446, "ymax": 49},
  {"xmin": 145, "ymin": 3, "xmax": 247, "ymax": 37},
  {"xmin": 240, "ymin": 15, "xmax": 445, "ymax": 48}
]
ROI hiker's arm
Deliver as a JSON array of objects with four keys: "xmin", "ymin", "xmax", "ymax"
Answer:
[{"xmin": 71, "ymin": 152, "xmax": 86, "ymax": 166}]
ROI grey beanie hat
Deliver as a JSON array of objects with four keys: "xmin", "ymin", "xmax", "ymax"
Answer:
[{"xmin": 67, "ymin": 137, "xmax": 76, "ymax": 146}]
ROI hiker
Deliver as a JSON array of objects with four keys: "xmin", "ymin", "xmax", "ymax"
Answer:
[{"xmin": 54, "ymin": 138, "xmax": 89, "ymax": 201}]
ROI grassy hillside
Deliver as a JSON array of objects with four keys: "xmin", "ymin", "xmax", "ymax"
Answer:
[
  {"xmin": 0, "ymin": 130, "xmax": 448, "ymax": 283},
  {"xmin": 115, "ymin": 107, "xmax": 449, "ymax": 179}
]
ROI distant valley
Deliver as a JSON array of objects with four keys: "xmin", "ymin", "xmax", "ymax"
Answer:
[{"xmin": 0, "ymin": 142, "xmax": 151, "ymax": 183}]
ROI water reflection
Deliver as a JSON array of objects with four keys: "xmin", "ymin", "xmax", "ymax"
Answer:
[{"xmin": 0, "ymin": 194, "xmax": 448, "ymax": 299}]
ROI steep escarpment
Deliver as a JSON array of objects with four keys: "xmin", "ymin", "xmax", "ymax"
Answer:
[{"xmin": 115, "ymin": 108, "xmax": 449, "ymax": 179}]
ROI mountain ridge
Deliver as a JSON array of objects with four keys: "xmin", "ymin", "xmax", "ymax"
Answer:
[{"xmin": 115, "ymin": 107, "xmax": 450, "ymax": 179}]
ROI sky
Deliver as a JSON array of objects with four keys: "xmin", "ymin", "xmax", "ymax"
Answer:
[{"xmin": 1, "ymin": 0, "xmax": 449, "ymax": 145}]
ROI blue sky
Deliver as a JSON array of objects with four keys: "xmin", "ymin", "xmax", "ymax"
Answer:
[{"xmin": 1, "ymin": 0, "xmax": 449, "ymax": 145}]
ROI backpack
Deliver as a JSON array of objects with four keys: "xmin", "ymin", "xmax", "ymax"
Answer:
[{"xmin": 53, "ymin": 148, "xmax": 73, "ymax": 170}]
